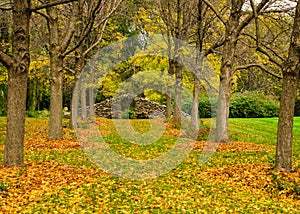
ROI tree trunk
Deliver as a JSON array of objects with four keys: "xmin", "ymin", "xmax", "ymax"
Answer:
[
  {"xmin": 80, "ymin": 73, "xmax": 87, "ymax": 121},
  {"xmin": 47, "ymin": 5, "xmax": 64, "ymax": 139},
  {"xmin": 88, "ymin": 69, "xmax": 95, "ymax": 119},
  {"xmin": 71, "ymin": 77, "xmax": 80, "ymax": 128},
  {"xmin": 166, "ymin": 59, "xmax": 175, "ymax": 120},
  {"xmin": 215, "ymin": 1, "xmax": 243, "ymax": 142},
  {"xmin": 165, "ymin": 92, "xmax": 172, "ymax": 120},
  {"xmin": 4, "ymin": 0, "xmax": 31, "ymax": 167},
  {"xmin": 48, "ymin": 52, "xmax": 63, "ymax": 139},
  {"xmin": 276, "ymin": 1, "xmax": 300, "ymax": 171},
  {"xmin": 215, "ymin": 72, "xmax": 232, "ymax": 143},
  {"xmin": 191, "ymin": 77, "xmax": 200, "ymax": 130},
  {"xmin": 174, "ymin": 61, "xmax": 183, "ymax": 126}
]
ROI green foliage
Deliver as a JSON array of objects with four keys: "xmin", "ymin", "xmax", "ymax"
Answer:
[
  {"xmin": 183, "ymin": 92, "xmax": 279, "ymax": 118},
  {"xmin": 26, "ymin": 109, "xmax": 50, "ymax": 118},
  {"xmin": 181, "ymin": 97, "xmax": 217, "ymax": 118},
  {"xmin": 121, "ymin": 109, "xmax": 136, "ymax": 119},
  {"xmin": 230, "ymin": 92, "xmax": 279, "ymax": 118}
]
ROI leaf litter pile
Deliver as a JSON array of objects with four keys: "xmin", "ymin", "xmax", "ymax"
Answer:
[{"xmin": 0, "ymin": 118, "xmax": 299, "ymax": 213}]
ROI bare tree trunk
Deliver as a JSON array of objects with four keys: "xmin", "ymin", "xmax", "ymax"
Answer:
[
  {"xmin": 215, "ymin": 72, "xmax": 232, "ymax": 142},
  {"xmin": 4, "ymin": 0, "xmax": 30, "ymax": 167},
  {"xmin": 215, "ymin": 34, "xmax": 237, "ymax": 142},
  {"xmin": 191, "ymin": 77, "xmax": 200, "ymax": 129},
  {"xmin": 47, "ymin": 5, "xmax": 63, "ymax": 139},
  {"xmin": 165, "ymin": 93, "xmax": 172, "ymax": 119},
  {"xmin": 174, "ymin": 61, "xmax": 183, "ymax": 125},
  {"xmin": 276, "ymin": 1, "xmax": 300, "ymax": 171},
  {"xmin": 166, "ymin": 58, "xmax": 175, "ymax": 120},
  {"xmin": 88, "ymin": 69, "xmax": 95, "ymax": 119},
  {"xmin": 80, "ymin": 73, "xmax": 87, "ymax": 121},
  {"xmin": 71, "ymin": 77, "xmax": 80, "ymax": 128},
  {"xmin": 48, "ymin": 52, "xmax": 64, "ymax": 139},
  {"xmin": 215, "ymin": 0, "xmax": 244, "ymax": 143}
]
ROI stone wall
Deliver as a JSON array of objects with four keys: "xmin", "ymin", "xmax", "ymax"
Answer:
[{"xmin": 94, "ymin": 94, "xmax": 166, "ymax": 118}]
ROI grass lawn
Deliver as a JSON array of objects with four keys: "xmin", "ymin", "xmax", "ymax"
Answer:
[{"xmin": 0, "ymin": 117, "xmax": 299, "ymax": 213}]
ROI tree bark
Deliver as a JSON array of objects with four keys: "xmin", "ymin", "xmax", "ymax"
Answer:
[
  {"xmin": 48, "ymin": 52, "xmax": 64, "ymax": 139},
  {"xmin": 215, "ymin": 0, "xmax": 244, "ymax": 143},
  {"xmin": 174, "ymin": 61, "xmax": 183, "ymax": 125},
  {"xmin": 47, "ymin": 5, "xmax": 63, "ymax": 139},
  {"xmin": 4, "ymin": 0, "xmax": 31, "ymax": 167},
  {"xmin": 276, "ymin": 1, "xmax": 300, "ymax": 171},
  {"xmin": 80, "ymin": 72, "xmax": 87, "ymax": 121},
  {"xmin": 88, "ymin": 69, "xmax": 95, "ymax": 119},
  {"xmin": 166, "ymin": 58, "xmax": 175, "ymax": 120},
  {"xmin": 191, "ymin": 77, "xmax": 200, "ymax": 130}
]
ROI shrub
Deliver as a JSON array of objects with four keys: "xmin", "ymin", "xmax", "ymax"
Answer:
[
  {"xmin": 121, "ymin": 109, "xmax": 136, "ymax": 119},
  {"xmin": 198, "ymin": 97, "xmax": 217, "ymax": 118},
  {"xmin": 194, "ymin": 93, "xmax": 279, "ymax": 118},
  {"xmin": 26, "ymin": 109, "xmax": 50, "ymax": 118},
  {"xmin": 229, "ymin": 92, "xmax": 279, "ymax": 118}
]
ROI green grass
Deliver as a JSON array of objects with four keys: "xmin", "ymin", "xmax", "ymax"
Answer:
[
  {"xmin": 227, "ymin": 117, "xmax": 300, "ymax": 152},
  {"xmin": 1, "ymin": 117, "xmax": 300, "ymax": 213}
]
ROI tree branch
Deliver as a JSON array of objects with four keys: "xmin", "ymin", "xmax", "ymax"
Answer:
[
  {"xmin": 83, "ymin": 19, "xmax": 108, "ymax": 57},
  {"xmin": 0, "ymin": 51, "xmax": 12, "ymax": 68},
  {"xmin": 235, "ymin": 0, "xmax": 270, "ymax": 36},
  {"xmin": 256, "ymin": 46, "xmax": 283, "ymax": 68},
  {"xmin": 31, "ymin": 0, "xmax": 78, "ymax": 12},
  {"xmin": 60, "ymin": 3, "xmax": 77, "ymax": 53},
  {"xmin": 235, "ymin": 63, "xmax": 282, "ymax": 79},
  {"xmin": 0, "ymin": 1, "xmax": 12, "ymax": 10},
  {"xmin": 62, "ymin": 0, "xmax": 103, "ymax": 57},
  {"xmin": 202, "ymin": 0, "xmax": 226, "ymax": 26},
  {"xmin": 204, "ymin": 35, "xmax": 225, "ymax": 56}
]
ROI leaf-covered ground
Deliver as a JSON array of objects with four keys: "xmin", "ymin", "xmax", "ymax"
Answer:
[{"xmin": 0, "ymin": 117, "xmax": 299, "ymax": 213}]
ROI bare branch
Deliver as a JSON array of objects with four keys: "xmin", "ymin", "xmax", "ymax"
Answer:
[
  {"xmin": 202, "ymin": 0, "xmax": 226, "ymax": 26},
  {"xmin": 204, "ymin": 35, "xmax": 225, "ymax": 56},
  {"xmin": 0, "ymin": 51, "xmax": 12, "ymax": 68},
  {"xmin": 235, "ymin": 0, "xmax": 270, "ymax": 35},
  {"xmin": 83, "ymin": 19, "xmax": 108, "ymax": 56},
  {"xmin": 0, "ymin": 1, "xmax": 12, "ymax": 10},
  {"xmin": 62, "ymin": 0, "xmax": 105, "ymax": 57},
  {"xmin": 31, "ymin": 0, "xmax": 78, "ymax": 12},
  {"xmin": 34, "ymin": 10, "xmax": 50, "ymax": 20},
  {"xmin": 235, "ymin": 63, "xmax": 282, "ymax": 79},
  {"xmin": 256, "ymin": 46, "xmax": 283, "ymax": 68},
  {"xmin": 60, "ymin": 3, "xmax": 77, "ymax": 52}
]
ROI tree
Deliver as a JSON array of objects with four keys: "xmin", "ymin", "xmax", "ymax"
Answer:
[
  {"xmin": 70, "ymin": 0, "xmax": 123, "ymax": 127},
  {"xmin": 152, "ymin": 0, "xmax": 198, "ymax": 124},
  {"xmin": 208, "ymin": 0, "xmax": 271, "ymax": 142},
  {"xmin": 0, "ymin": 0, "xmax": 77, "ymax": 167},
  {"xmin": 39, "ymin": 0, "xmax": 105, "ymax": 139},
  {"xmin": 0, "ymin": 0, "xmax": 31, "ymax": 167},
  {"xmin": 276, "ymin": 0, "xmax": 300, "ymax": 171}
]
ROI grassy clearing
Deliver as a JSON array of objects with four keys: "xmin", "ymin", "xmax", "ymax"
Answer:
[{"xmin": 0, "ymin": 117, "xmax": 299, "ymax": 213}]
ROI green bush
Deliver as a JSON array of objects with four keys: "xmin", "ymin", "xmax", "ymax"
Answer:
[
  {"xmin": 198, "ymin": 97, "xmax": 217, "ymax": 118},
  {"xmin": 229, "ymin": 92, "xmax": 279, "ymax": 118},
  {"xmin": 26, "ymin": 109, "xmax": 50, "ymax": 118},
  {"xmin": 193, "ymin": 93, "xmax": 279, "ymax": 118},
  {"xmin": 181, "ymin": 97, "xmax": 217, "ymax": 118},
  {"xmin": 121, "ymin": 109, "xmax": 136, "ymax": 119}
]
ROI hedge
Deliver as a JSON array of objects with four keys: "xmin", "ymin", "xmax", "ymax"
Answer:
[{"xmin": 182, "ymin": 92, "xmax": 280, "ymax": 118}]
